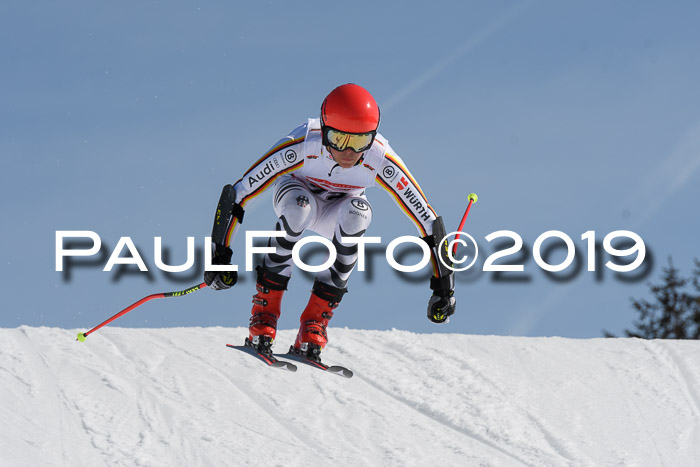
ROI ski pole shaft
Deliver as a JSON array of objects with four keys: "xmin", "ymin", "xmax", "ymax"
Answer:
[
  {"xmin": 77, "ymin": 282, "xmax": 208, "ymax": 342},
  {"xmin": 453, "ymin": 193, "xmax": 478, "ymax": 255}
]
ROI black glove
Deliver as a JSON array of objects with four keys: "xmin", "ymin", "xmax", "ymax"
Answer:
[
  {"xmin": 204, "ymin": 244, "xmax": 238, "ymax": 290},
  {"xmin": 427, "ymin": 288, "xmax": 456, "ymax": 323}
]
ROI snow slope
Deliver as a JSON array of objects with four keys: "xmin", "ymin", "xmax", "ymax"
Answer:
[{"xmin": 1, "ymin": 327, "xmax": 699, "ymax": 466}]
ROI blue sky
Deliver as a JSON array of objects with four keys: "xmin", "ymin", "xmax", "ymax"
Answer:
[{"xmin": 2, "ymin": 1, "xmax": 699, "ymax": 338}]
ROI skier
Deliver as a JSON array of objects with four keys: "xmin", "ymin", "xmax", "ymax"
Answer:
[{"xmin": 204, "ymin": 83, "xmax": 456, "ymax": 362}]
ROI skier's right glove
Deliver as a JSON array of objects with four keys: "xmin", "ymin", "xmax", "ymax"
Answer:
[
  {"xmin": 427, "ymin": 287, "xmax": 456, "ymax": 323},
  {"xmin": 204, "ymin": 244, "xmax": 238, "ymax": 290}
]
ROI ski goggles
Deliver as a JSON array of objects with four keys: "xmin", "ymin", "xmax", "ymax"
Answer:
[{"xmin": 323, "ymin": 127, "xmax": 376, "ymax": 153}]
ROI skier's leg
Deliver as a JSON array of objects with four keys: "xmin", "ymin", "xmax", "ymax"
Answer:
[
  {"xmin": 263, "ymin": 177, "xmax": 318, "ymax": 277},
  {"xmin": 248, "ymin": 177, "xmax": 317, "ymax": 352},
  {"xmin": 247, "ymin": 266, "xmax": 290, "ymax": 354},
  {"xmin": 293, "ymin": 196, "xmax": 372, "ymax": 359},
  {"xmin": 292, "ymin": 279, "xmax": 347, "ymax": 361},
  {"xmin": 315, "ymin": 196, "xmax": 373, "ymax": 289}
]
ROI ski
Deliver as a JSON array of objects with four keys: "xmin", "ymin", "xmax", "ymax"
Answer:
[
  {"xmin": 277, "ymin": 351, "xmax": 353, "ymax": 378},
  {"xmin": 226, "ymin": 343, "xmax": 297, "ymax": 372},
  {"xmin": 226, "ymin": 342, "xmax": 352, "ymax": 377}
]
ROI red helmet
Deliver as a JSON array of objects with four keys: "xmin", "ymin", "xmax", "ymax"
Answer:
[{"xmin": 321, "ymin": 83, "xmax": 380, "ymax": 134}]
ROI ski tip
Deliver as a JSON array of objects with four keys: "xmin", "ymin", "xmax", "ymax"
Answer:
[
  {"xmin": 227, "ymin": 343, "xmax": 298, "ymax": 371},
  {"xmin": 327, "ymin": 366, "xmax": 353, "ymax": 378},
  {"xmin": 76, "ymin": 332, "xmax": 87, "ymax": 343},
  {"xmin": 272, "ymin": 361, "xmax": 298, "ymax": 372}
]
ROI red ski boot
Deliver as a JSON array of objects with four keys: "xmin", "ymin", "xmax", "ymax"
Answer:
[
  {"xmin": 291, "ymin": 280, "xmax": 347, "ymax": 362},
  {"xmin": 247, "ymin": 266, "xmax": 290, "ymax": 355}
]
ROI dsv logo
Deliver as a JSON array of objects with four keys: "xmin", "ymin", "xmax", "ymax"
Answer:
[{"xmin": 351, "ymin": 199, "xmax": 369, "ymax": 211}]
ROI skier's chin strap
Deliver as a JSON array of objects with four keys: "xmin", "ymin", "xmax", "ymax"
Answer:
[
  {"xmin": 421, "ymin": 216, "xmax": 455, "ymax": 293},
  {"xmin": 325, "ymin": 146, "xmax": 365, "ymax": 176}
]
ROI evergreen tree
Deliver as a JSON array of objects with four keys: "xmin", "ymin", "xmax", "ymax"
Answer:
[{"xmin": 605, "ymin": 259, "xmax": 700, "ymax": 339}]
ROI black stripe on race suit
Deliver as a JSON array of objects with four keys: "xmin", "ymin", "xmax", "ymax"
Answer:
[
  {"xmin": 267, "ymin": 252, "xmax": 293, "ymax": 264},
  {"xmin": 261, "ymin": 262, "xmax": 288, "ymax": 275},
  {"xmin": 328, "ymin": 269, "xmax": 348, "ymax": 289},
  {"xmin": 332, "ymin": 236, "xmax": 358, "ymax": 257},
  {"xmin": 278, "ymin": 215, "xmax": 304, "ymax": 238},
  {"xmin": 331, "ymin": 226, "xmax": 366, "ymax": 255},
  {"xmin": 269, "ymin": 232, "xmax": 296, "ymax": 252},
  {"xmin": 331, "ymin": 258, "xmax": 355, "ymax": 274},
  {"xmin": 275, "ymin": 183, "xmax": 303, "ymax": 206}
]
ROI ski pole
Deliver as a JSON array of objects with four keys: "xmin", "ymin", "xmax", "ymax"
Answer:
[
  {"xmin": 76, "ymin": 282, "xmax": 208, "ymax": 342},
  {"xmin": 453, "ymin": 193, "xmax": 478, "ymax": 255}
]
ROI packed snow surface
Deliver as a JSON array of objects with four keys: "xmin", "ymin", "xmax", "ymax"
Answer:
[{"xmin": 1, "ymin": 327, "xmax": 699, "ymax": 466}]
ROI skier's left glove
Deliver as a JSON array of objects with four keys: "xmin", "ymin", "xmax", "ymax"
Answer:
[
  {"xmin": 427, "ymin": 287, "xmax": 456, "ymax": 323},
  {"xmin": 421, "ymin": 216, "xmax": 456, "ymax": 323},
  {"xmin": 204, "ymin": 244, "xmax": 238, "ymax": 290},
  {"xmin": 427, "ymin": 273, "xmax": 455, "ymax": 323}
]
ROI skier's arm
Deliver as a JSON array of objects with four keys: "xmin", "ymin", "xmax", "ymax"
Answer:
[
  {"xmin": 204, "ymin": 127, "xmax": 306, "ymax": 290},
  {"xmin": 375, "ymin": 147, "xmax": 455, "ymax": 322},
  {"xmin": 224, "ymin": 132, "xmax": 305, "ymax": 247},
  {"xmin": 422, "ymin": 216, "xmax": 456, "ymax": 323},
  {"xmin": 375, "ymin": 148, "xmax": 437, "ymax": 237},
  {"xmin": 204, "ymin": 184, "xmax": 242, "ymax": 290}
]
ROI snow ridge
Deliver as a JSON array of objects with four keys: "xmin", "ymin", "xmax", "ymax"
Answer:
[{"xmin": 1, "ymin": 327, "xmax": 699, "ymax": 466}]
